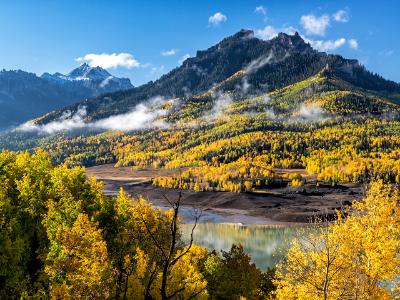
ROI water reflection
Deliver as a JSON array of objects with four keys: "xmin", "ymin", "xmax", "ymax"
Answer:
[{"xmin": 181, "ymin": 223, "xmax": 299, "ymax": 270}]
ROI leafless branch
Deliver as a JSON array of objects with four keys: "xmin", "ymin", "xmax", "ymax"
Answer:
[
  {"xmin": 171, "ymin": 210, "xmax": 201, "ymax": 266},
  {"xmin": 141, "ymin": 214, "xmax": 168, "ymax": 260}
]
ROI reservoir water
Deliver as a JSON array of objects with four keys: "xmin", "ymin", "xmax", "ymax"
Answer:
[{"xmin": 181, "ymin": 223, "xmax": 299, "ymax": 270}]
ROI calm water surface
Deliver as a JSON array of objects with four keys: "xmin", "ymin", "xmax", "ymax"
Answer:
[{"xmin": 181, "ymin": 223, "xmax": 299, "ymax": 270}]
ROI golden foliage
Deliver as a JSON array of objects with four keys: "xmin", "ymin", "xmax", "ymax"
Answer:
[
  {"xmin": 46, "ymin": 214, "xmax": 113, "ymax": 299},
  {"xmin": 275, "ymin": 181, "xmax": 400, "ymax": 299}
]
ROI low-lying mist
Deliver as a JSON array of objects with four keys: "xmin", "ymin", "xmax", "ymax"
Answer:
[{"xmin": 18, "ymin": 96, "xmax": 169, "ymax": 134}]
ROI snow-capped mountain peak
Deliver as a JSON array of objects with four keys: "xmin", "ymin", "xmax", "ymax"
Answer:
[
  {"xmin": 41, "ymin": 64, "xmax": 133, "ymax": 93},
  {"xmin": 67, "ymin": 64, "xmax": 112, "ymax": 81}
]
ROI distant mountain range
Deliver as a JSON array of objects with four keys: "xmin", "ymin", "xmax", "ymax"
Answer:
[
  {"xmin": 2, "ymin": 29, "xmax": 400, "ymax": 169},
  {"xmin": 0, "ymin": 64, "xmax": 132, "ymax": 129},
  {"xmin": 36, "ymin": 29, "xmax": 400, "ymax": 125},
  {"xmin": 41, "ymin": 63, "xmax": 132, "ymax": 94}
]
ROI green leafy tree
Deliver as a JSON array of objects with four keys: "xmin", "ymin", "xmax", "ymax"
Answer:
[{"xmin": 203, "ymin": 244, "xmax": 262, "ymax": 299}]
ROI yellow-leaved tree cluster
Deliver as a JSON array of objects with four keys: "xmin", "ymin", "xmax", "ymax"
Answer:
[
  {"xmin": 275, "ymin": 180, "xmax": 400, "ymax": 299},
  {"xmin": 0, "ymin": 150, "xmax": 273, "ymax": 299},
  {"xmin": 1, "ymin": 149, "xmax": 400, "ymax": 299}
]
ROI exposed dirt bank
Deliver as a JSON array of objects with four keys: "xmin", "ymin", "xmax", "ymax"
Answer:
[{"xmin": 86, "ymin": 164, "xmax": 365, "ymax": 225}]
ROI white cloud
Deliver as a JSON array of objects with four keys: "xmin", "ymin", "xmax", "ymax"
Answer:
[
  {"xmin": 333, "ymin": 10, "xmax": 349, "ymax": 22},
  {"xmin": 100, "ymin": 76, "xmax": 114, "ymax": 88},
  {"xmin": 93, "ymin": 96, "xmax": 168, "ymax": 131},
  {"xmin": 178, "ymin": 54, "xmax": 191, "ymax": 65},
  {"xmin": 380, "ymin": 50, "xmax": 395, "ymax": 57},
  {"xmin": 76, "ymin": 53, "xmax": 140, "ymax": 69},
  {"xmin": 150, "ymin": 65, "xmax": 165, "ymax": 75},
  {"xmin": 208, "ymin": 12, "xmax": 227, "ymax": 26},
  {"xmin": 300, "ymin": 14, "xmax": 330, "ymax": 36},
  {"xmin": 244, "ymin": 51, "xmax": 274, "ymax": 73},
  {"xmin": 296, "ymin": 103, "xmax": 325, "ymax": 121},
  {"xmin": 306, "ymin": 37, "xmax": 346, "ymax": 52},
  {"xmin": 18, "ymin": 97, "xmax": 169, "ymax": 134},
  {"xmin": 348, "ymin": 38, "xmax": 358, "ymax": 50},
  {"xmin": 204, "ymin": 93, "xmax": 232, "ymax": 121},
  {"xmin": 255, "ymin": 24, "xmax": 346, "ymax": 53},
  {"xmin": 255, "ymin": 25, "xmax": 297, "ymax": 40},
  {"xmin": 139, "ymin": 62, "xmax": 152, "ymax": 68},
  {"xmin": 18, "ymin": 106, "xmax": 87, "ymax": 134},
  {"xmin": 255, "ymin": 5, "xmax": 266, "ymax": 15},
  {"xmin": 161, "ymin": 49, "xmax": 178, "ymax": 56}
]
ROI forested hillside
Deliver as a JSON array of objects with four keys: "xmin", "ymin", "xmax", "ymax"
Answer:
[
  {"xmin": 1, "ymin": 30, "xmax": 400, "ymax": 193},
  {"xmin": 2, "ymin": 72, "xmax": 400, "ymax": 193},
  {"xmin": 1, "ymin": 25, "xmax": 400, "ymax": 299}
]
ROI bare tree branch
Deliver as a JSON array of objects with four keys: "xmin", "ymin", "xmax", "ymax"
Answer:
[
  {"xmin": 144, "ymin": 263, "xmax": 158, "ymax": 300},
  {"xmin": 171, "ymin": 210, "xmax": 201, "ymax": 267},
  {"xmin": 141, "ymin": 214, "xmax": 168, "ymax": 260},
  {"xmin": 144, "ymin": 190, "xmax": 203, "ymax": 300}
]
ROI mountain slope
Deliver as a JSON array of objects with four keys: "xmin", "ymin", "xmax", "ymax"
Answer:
[
  {"xmin": 2, "ymin": 30, "xmax": 400, "ymax": 192},
  {"xmin": 36, "ymin": 30, "xmax": 400, "ymax": 124},
  {"xmin": 0, "ymin": 65, "xmax": 132, "ymax": 130}
]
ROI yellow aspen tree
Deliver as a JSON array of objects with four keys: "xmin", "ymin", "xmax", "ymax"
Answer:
[
  {"xmin": 275, "ymin": 181, "xmax": 400, "ymax": 299},
  {"xmin": 46, "ymin": 214, "xmax": 113, "ymax": 299}
]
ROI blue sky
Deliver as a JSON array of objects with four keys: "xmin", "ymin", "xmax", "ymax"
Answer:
[{"xmin": 0, "ymin": 0, "xmax": 398, "ymax": 86}]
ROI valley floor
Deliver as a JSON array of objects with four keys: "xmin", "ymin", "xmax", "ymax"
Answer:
[{"xmin": 86, "ymin": 164, "xmax": 365, "ymax": 224}]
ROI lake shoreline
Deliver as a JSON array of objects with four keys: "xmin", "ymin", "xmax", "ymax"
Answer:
[{"xmin": 86, "ymin": 164, "xmax": 365, "ymax": 225}]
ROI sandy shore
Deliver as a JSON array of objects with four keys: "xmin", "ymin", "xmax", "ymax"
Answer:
[{"xmin": 86, "ymin": 164, "xmax": 365, "ymax": 225}]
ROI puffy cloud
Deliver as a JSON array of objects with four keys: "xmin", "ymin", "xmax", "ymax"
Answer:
[
  {"xmin": 76, "ymin": 53, "xmax": 140, "ymax": 69},
  {"xmin": 255, "ymin": 25, "xmax": 297, "ymax": 40},
  {"xmin": 348, "ymin": 38, "xmax": 358, "ymax": 50},
  {"xmin": 93, "ymin": 96, "xmax": 168, "ymax": 131},
  {"xmin": 255, "ymin": 23, "xmax": 347, "ymax": 52},
  {"xmin": 161, "ymin": 49, "xmax": 178, "ymax": 56},
  {"xmin": 300, "ymin": 14, "xmax": 330, "ymax": 36},
  {"xmin": 333, "ymin": 10, "xmax": 349, "ymax": 22},
  {"xmin": 254, "ymin": 5, "xmax": 266, "ymax": 15},
  {"xmin": 178, "ymin": 54, "xmax": 191, "ymax": 65},
  {"xmin": 306, "ymin": 37, "xmax": 346, "ymax": 52},
  {"xmin": 208, "ymin": 12, "xmax": 227, "ymax": 26}
]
